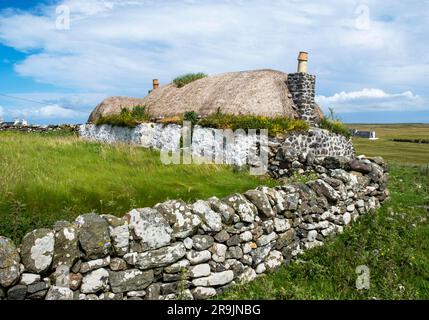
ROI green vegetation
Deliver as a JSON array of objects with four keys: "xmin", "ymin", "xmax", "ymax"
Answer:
[
  {"xmin": 350, "ymin": 124, "xmax": 429, "ymax": 165},
  {"xmin": 320, "ymin": 108, "xmax": 351, "ymax": 138},
  {"xmin": 93, "ymin": 107, "xmax": 310, "ymax": 137},
  {"xmin": 198, "ymin": 111, "xmax": 309, "ymax": 137},
  {"xmin": 320, "ymin": 117, "xmax": 351, "ymax": 138},
  {"xmin": 0, "ymin": 131, "xmax": 276, "ymax": 243},
  {"xmin": 183, "ymin": 111, "xmax": 199, "ymax": 125},
  {"xmin": 95, "ymin": 106, "xmax": 151, "ymax": 127},
  {"xmin": 221, "ymin": 164, "xmax": 429, "ymax": 299},
  {"xmin": 173, "ymin": 73, "xmax": 208, "ymax": 88}
]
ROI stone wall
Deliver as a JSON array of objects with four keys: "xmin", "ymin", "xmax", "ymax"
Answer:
[
  {"xmin": 0, "ymin": 124, "xmax": 79, "ymax": 133},
  {"xmin": 0, "ymin": 155, "xmax": 389, "ymax": 300},
  {"xmin": 78, "ymin": 124, "xmax": 355, "ymax": 175},
  {"xmin": 287, "ymin": 73, "xmax": 317, "ymax": 126},
  {"xmin": 269, "ymin": 129, "xmax": 355, "ymax": 179}
]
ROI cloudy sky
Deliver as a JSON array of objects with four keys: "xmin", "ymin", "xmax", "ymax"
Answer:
[{"xmin": 0, "ymin": 0, "xmax": 428, "ymax": 124}]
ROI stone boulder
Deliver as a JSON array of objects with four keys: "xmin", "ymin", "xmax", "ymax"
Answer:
[
  {"xmin": 222, "ymin": 194, "xmax": 258, "ymax": 223},
  {"xmin": 192, "ymin": 200, "xmax": 222, "ymax": 232},
  {"xmin": 109, "ymin": 269, "xmax": 154, "ymax": 293},
  {"xmin": 102, "ymin": 215, "xmax": 130, "ymax": 256},
  {"xmin": 155, "ymin": 200, "xmax": 201, "ymax": 238},
  {"xmin": 52, "ymin": 225, "xmax": 80, "ymax": 269},
  {"xmin": 124, "ymin": 242, "xmax": 186, "ymax": 270},
  {"xmin": 81, "ymin": 268, "xmax": 110, "ymax": 294},
  {"xmin": 21, "ymin": 229, "xmax": 55, "ymax": 274},
  {"xmin": 244, "ymin": 190, "xmax": 275, "ymax": 218},
  {"xmin": 0, "ymin": 236, "xmax": 21, "ymax": 287},
  {"xmin": 124, "ymin": 208, "xmax": 172, "ymax": 251},
  {"xmin": 192, "ymin": 271, "xmax": 234, "ymax": 287},
  {"xmin": 76, "ymin": 214, "xmax": 112, "ymax": 259}
]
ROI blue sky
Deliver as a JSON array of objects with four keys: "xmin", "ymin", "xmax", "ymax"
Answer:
[{"xmin": 0, "ymin": 0, "xmax": 428, "ymax": 124}]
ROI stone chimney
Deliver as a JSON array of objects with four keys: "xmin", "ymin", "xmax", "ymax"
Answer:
[
  {"xmin": 22, "ymin": 117, "xmax": 28, "ymax": 127},
  {"xmin": 287, "ymin": 52, "xmax": 317, "ymax": 126},
  {"xmin": 297, "ymin": 51, "xmax": 308, "ymax": 73}
]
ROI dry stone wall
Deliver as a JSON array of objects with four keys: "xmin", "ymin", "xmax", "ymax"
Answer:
[
  {"xmin": 0, "ymin": 155, "xmax": 389, "ymax": 300},
  {"xmin": 0, "ymin": 124, "xmax": 78, "ymax": 133}
]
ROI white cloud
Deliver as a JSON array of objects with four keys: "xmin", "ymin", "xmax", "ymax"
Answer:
[
  {"xmin": 316, "ymin": 88, "xmax": 426, "ymax": 113},
  {"xmin": 0, "ymin": 0, "xmax": 427, "ymax": 121},
  {"xmin": 0, "ymin": 106, "xmax": 4, "ymax": 118},
  {"xmin": 317, "ymin": 88, "xmax": 419, "ymax": 103},
  {"xmin": 26, "ymin": 104, "xmax": 86, "ymax": 119},
  {"xmin": 1, "ymin": 1, "xmax": 425, "ymax": 92}
]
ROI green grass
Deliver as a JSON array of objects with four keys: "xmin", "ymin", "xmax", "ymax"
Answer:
[
  {"xmin": 0, "ymin": 131, "xmax": 275, "ymax": 243},
  {"xmin": 350, "ymin": 124, "xmax": 429, "ymax": 165},
  {"xmin": 198, "ymin": 112, "xmax": 309, "ymax": 137},
  {"xmin": 95, "ymin": 106, "xmax": 151, "ymax": 128},
  {"xmin": 173, "ymin": 73, "xmax": 208, "ymax": 88},
  {"xmin": 220, "ymin": 164, "xmax": 429, "ymax": 299},
  {"xmin": 320, "ymin": 117, "xmax": 351, "ymax": 138}
]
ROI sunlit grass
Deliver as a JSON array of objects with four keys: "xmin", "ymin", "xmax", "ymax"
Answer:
[{"xmin": 0, "ymin": 131, "xmax": 276, "ymax": 242}]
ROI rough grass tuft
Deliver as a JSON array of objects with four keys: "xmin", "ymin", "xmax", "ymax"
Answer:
[
  {"xmin": 320, "ymin": 117, "xmax": 352, "ymax": 138},
  {"xmin": 95, "ymin": 105, "xmax": 151, "ymax": 127},
  {"xmin": 173, "ymin": 73, "xmax": 208, "ymax": 88},
  {"xmin": 198, "ymin": 111, "xmax": 309, "ymax": 137}
]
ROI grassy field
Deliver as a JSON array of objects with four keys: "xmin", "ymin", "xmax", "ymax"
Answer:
[
  {"xmin": 221, "ymin": 124, "xmax": 429, "ymax": 299},
  {"xmin": 349, "ymin": 124, "xmax": 429, "ymax": 165},
  {"xmin": 1, "ymin": 124, "xmax": 429, "ymax": 299},
  {"xmin": 0, "ymin": 131, "xmax": 275, "ymax": 243}
]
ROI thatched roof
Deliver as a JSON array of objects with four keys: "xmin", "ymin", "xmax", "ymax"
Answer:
[{"xmin": 88, "ymin": 69, "xmax": 323, "ymax": 122}]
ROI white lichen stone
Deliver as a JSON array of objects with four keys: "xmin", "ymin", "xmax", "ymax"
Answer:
[
  {"xmin": 81, "ymin": 268, "xmax": 109, "ymax": 294},
  {"xmin": 192, "ymin": 271, "xmax": 234, "ymax": 287}
]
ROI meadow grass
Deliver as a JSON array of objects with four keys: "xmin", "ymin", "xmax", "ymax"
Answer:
[
  {"xmin": 350, "ymin": 124, "xmax": 429, "ymax": 165},
  {"xmin": 0, "ymin": 131, "xmax": 275, "ymax": 243}
]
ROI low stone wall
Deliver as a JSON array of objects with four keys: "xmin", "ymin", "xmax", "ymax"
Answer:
[
  {"xmin": 0, "ymin": 124, "xmax": 79, "ymax": 133},
  {"xmin": 78, "ymin": 124, "xmax": 355, "ymax": 173},
  {"xmin": 0, "ymin": 156, "xmax": 388, "ymax": 300}
]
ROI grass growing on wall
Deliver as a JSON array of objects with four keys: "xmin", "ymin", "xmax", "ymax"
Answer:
[
  {"xmin": 95, "ymin": 106, "xmax": 151, "ymax": 127},
  {"xmin": 198, "ymin": 112, "xmax": 309, "ymax": 137},
  {"xmin": 0, "ymin": 131, "xmax": 276, "ymax": 243},
  {"xmin": 173, "ymin": 73, "xmax": 208, "ymax": 88},
  {"xmin": 320, "ymin": 117, "xmax": 351, "ymax": 138},
  {"xmin": 220, "ymin": 164, "xmax": 429, "ymax": 299}
]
